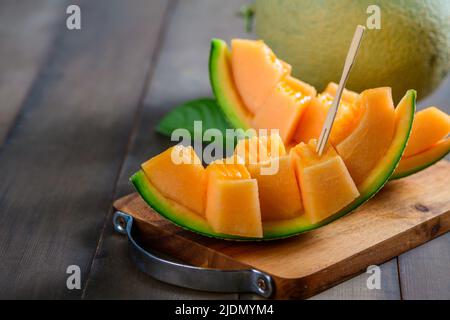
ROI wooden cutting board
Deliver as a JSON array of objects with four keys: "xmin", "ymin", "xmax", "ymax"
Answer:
[{"xmin": 114, "ymin": 161, "xmax": 450, "ymax": 299}]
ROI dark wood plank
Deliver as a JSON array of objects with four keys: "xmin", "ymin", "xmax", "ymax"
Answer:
[
  {"xmin": 83, "ymin": 0, "xmax": 251, "ymax": 299},
  {"xmin": 0, "ymin": 0, "xmax": 63, "ymax": 145},
  {"xmin": 0, "ymin": 0, "xmax": 169, "ymax": 299},
  {"xmin": 397, "ymin": 74, "xmax": 450, "ymax": 300}
]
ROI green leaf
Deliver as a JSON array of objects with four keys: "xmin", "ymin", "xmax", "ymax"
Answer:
[{"xmin": 156, "ymin": 98, "xmax": 230, "ymax": 138}]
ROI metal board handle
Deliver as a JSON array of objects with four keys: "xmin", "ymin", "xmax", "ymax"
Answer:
[{"xmin": 113, "ymin": 211, "xmax": 274, "ymax": 298}]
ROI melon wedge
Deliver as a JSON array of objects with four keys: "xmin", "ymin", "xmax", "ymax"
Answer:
[
  {"xmin": 231, "ymin": 39, "xmax": 290, "ymax": 114},
  {"xmin": 403, "ymin": 107, "xmax": 450, "ymax": 157},
  {"xmin": 141, "ymin": 145, "xmax": 206, "ymax": 216},
  {"xmin": 391, "ymin": 138, "xmax": 450, "ymax": 180},
  {"xmin": 336, "ymin": 88, "xmax": 396, "ymax": 186},
  {"xmin": 209, "ymin": 39, "xmax": 251, "ymax": 129},
  {"xmin": 132, "ymin": 91, "xmax": 415, "ymax": 240}
]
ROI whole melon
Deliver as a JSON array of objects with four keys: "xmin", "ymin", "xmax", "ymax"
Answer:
[{"xmin": 255, "ymin": 0, "xmax": 450, "ymax": 102}]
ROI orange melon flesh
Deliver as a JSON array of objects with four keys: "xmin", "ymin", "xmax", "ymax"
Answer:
[
  {"xmin": 234, "ymin": 135, "xmax": 271, "ymax": 164},
  {"xmin": 393, "ymin": 138, "xmax": 450, "ymax": 179},
  {"xmin": 234, "ymin": 134, "xmax": 286, "ymax": 164},
  {"xmin": 231, "ymin": 39, "xmax": 290, "ymax": 114},
  {"xmin": 293, "ymin": 96, "xmax": 329, "ymax": 144},
  {"xmin": 324, "ymin": 82, "xmax": 359, "ymax": 104},
  {"xmin": 205, "ymin": 161, "xmax": 262, "ymax": 238},
  {"xmin": 252, "ymin": 81, "xmax": 313, "ymax": 143},
  {"xmin": 247, "ymin": 155, "xmax": 303, "ymax": 221},
  {"xmin": 141, "ymin": 145, "xmax": 206, "ymax": 216},
  {"xmin": 336, "ymin": 88, "xmax": 396, "ymax": 186},
  {"xmin": 251, "ymin": 76, "xmax": 316, "ymax": 145},
  {"xmin": 403, "ymin": 107, "xmax": 450, "ymax": 157},
  {"xmin": 293, "ymin": 91, "xmax": 361, "ymax": 145},
  {"xmin": 291, "ymin": 140, "xmax": 359, "ymax": 224}
]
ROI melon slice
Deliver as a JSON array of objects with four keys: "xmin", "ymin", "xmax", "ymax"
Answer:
[
  {"xmin": 141, "ymin": 145, "xmax": 206, "ymax": 216},
  {"xmin": 209, "ymin": 39, "xmax": 251, "ymax": 129},
  {"xmin": 205, "ymin": 160, "xmax": 262, "ymax": 238},
  {"xmin": 252, "ymin": 78, "xmax": 314, "ymax": 143},
  {"xmin": 336, "ymin": 88, "xmax": 396, "ymax": 186},
  {"xmin": 231, "ymin": 39, "xmax": 290, "ymax": 114},
  {"xmin": 293, "ymin": 90, "xmax": 361, "ymax": 145},
  {"xmin": 132, "ymin": 90, "xmax": 414, "ymax": 240},
  {"xmin": 291, "ymin": 140, "xmax": 359, "ymax": 224},
  {"xmin": 403, "ymin": 107, "xmax": 450, "ymax": 157},
  {"xmin": 392, "ymin": 138, "xmax": 450, "ymax": 180}
]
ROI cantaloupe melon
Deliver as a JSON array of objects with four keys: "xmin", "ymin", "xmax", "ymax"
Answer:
[
  {"xmin": 131, "ymin": 90, "xmax": 416, "ymax": 240},
  {"xmin": 403, "ymin": 107, "xmax": 450, "ymax": 157},
  {"xmin": 205, "ymin": 160, "xmax": 262, "ymax": 238},
  {"xmin": 141, "ymin": 145, "xmax": 206, "ymax": 216},
  {"xmin": 231, "ymin": 39, "xmax": 290, "ymax": 114},
  {"xmin": 291, "ymin": 140, "xmax": 359, "ymax": 224},
  {"xmin": 336, "ymin": 88, "xmax": 396, "ymax": 186}
]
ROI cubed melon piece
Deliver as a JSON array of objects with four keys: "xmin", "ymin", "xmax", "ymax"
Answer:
[
  {"xmin": 234, "ymin": 135, "xmax": 269, "ymax": 164},
  {"xmin": 231, "ymin": 39, "xmax": 290, "ymax": 114},
  {"xmin": 252, "ymin": 79, "xmax": 314, "ymax": 144},
  {"xmin": 205, "ymin": 161, "xmax": 262, "ymax": 238},
  {"xmin": 336, "ymin": 88, "xmax": 396, "ymax": 186},
  {"xmin": 403, "ymin": 107, "xmax": 450, "ymax": 157},
  {"xmin": 141, "ymin": 145, "xmax": 206, "ymax": 216},
  {"xmin": 291, "ymin": 140, "xmax": 359, "ymax": 224},
  {"xmin": 247, "ymin": 155, "xmax": 303, "ymax": 220}
]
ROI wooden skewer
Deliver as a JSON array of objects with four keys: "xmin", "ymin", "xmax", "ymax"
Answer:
[{"xmin": 316, "ymin": 25, "xmax": 365, "ymax": 156}]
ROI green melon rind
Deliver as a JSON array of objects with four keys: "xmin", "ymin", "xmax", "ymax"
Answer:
[
  {"xmin": 131, "ymin": 89, "xmax": 414, "ymax": 240},
  {"xmin": 209, "ymin": 38, "xmax": 251, "ymax": 130},
  {"xmin": 390, "ymin": 140, "xmax": 450, "ymax": 180},
  {"xmin": 131, "ymin": 170, "xmax": 252, "ymax": 240}
]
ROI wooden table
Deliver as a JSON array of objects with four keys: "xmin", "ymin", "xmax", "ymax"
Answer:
[{"xmin": 0, "ymin": 0, "xmax": 448, "ymax": 300}]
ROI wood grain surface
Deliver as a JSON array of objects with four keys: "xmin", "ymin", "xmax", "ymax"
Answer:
[
  {"xmin": 0, "ymin": 0, "xmax": 169, "ymax": 298},
  {"xmin": 114, "ymin": 161, "xmax": 450, "ymax": 299}
]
